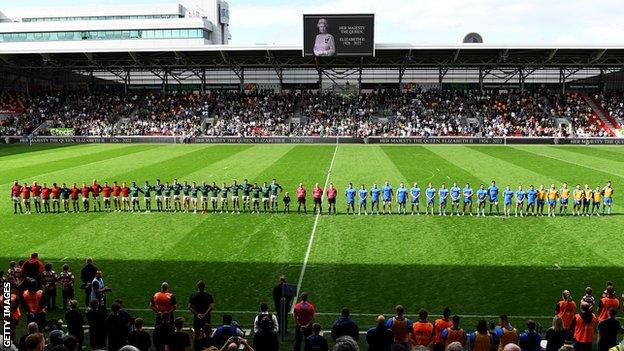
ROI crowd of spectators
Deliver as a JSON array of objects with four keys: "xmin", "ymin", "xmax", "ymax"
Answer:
[
  {"xmin": 599, "ymin": 92, "xmax": 624, "ymax": 127},
  {"xmin": 3, "ymin": 253, "xmax": 624, "ymax": 351},
  {"xmin": 0, "ymin": 89, "xmax": 621, "ymax": 138}
]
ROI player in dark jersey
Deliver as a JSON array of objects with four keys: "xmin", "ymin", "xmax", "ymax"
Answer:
[
  {"xmin": 283, "ymin": 192, "xmax": 291, "ymax": 213},
  {"xmin": 143, "ymin": 181, "xmax": 153, "ymax": 213},
  {"xmin": 269, "ymin": 179, "xmax": 283, "ymax": 213},
  {"xmin": 41, "ymin": 183, "xmax": 50, "ymax": 213},
  {"xmin": 251, "ymin": 183, "xmax": 261, "ymax": 213},
  {"xmin": 190, "ymin": 182, "xmax": 199, "ymax": 213},
  {"xmin": 209, "ymin": 182, "xmax": 220, "ymax": 212},
  {"xmin": 11, "ymin": 181, "xmax": 22, "ymax": 214},
  {"xmin": 182, "ymin": 181, "xmax": 191, "ymax": 213},
  {"xmin": 172, "ymin": 179, "xmax": 182, "ymax": 212},
  {"xmin": 163, "ymin": 181, "xmax": 172, "ymax": 212},
  {"xmin": 219, "ymin": 182, "xmax": 230, "ymax": 213},
  {"xmin": 230, "ymin": 180, "xmax": 243, "ymax": 214},
  {"xmin": 199, "ymin": 182, "xmax": 210, "ymax": 214},
  {"xmin": 102, "ymin": 182, "xmax": 112, "ymax": 212},
  {"xmin": 154, "ymin": 179, "xmax": 164, "ymax": 212},
  {"xmin": 91, "ymin": 180, "xmax": 103, "ymax": 212},
  {"xmin": 51, "ymin": 183, "xmax": 61, "ymax": 213},
  {"xmin": 60, "ymin": 183, "xmax": 70, "ymax": 213},
  {"xmin": 130, "ymin": 181, "xmax": 142, "ymax": 212},
  {"xmin": 241, "ymin": 179, "xmax": 251, "ymax": 213},
  {"xmin": 260, "ymin": 182, "xmax": 271, "ymax": 213}
]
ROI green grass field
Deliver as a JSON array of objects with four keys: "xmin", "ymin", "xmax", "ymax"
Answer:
[{"xmin": 1, "ymin": 143, "xmax": 623, "ymax": 332}]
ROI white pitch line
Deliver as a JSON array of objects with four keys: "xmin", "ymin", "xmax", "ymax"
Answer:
[{"xmin": 292, "ymin": 141, "xmax": 339, "ymax": 313}]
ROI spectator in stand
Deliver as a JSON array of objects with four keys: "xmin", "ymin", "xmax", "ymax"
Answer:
[
  {"xmin": 188, "ymin": 280, "xmax": 214, "ymax": 336},
  {"xmin": 22, "ymin": 253, "xmax": 44, "ymax": 280},
  {"xmin": 80, "ymin": 258, "xmax": 98, "ymax": 307},
  {"xmin": 272, "ymin": 275, "xmax": 292, "ymax": 333},
  {"xmin": 105, "ymin": 302, "xmax": 129, "ymax": 351},
  {"xmin": 114, "ymin": 298, "xmax": 135, "ymax": 333},
  {"xmin": 293, "ymin": 293, "xmax": 317, "ymax": 351},
  {"xmin": 86, "ymin": 299, "xmax": 107, "ymax": 349},
  {"xmin": 333, "ymin": 336, "xmax": 358, "ymax": 351},
  {"xmin": 386, "ymin": 305, "xmax": 412, "ymax": 348},
  {"xmin": 194, "ymin": 325, "xmax": 216, "ymax": 351},
  {"xmin": 166, "ymin": 317, "xmax": 192, "ymax": 351},
  {"xmin": 40, "ymin": 263, "xmax": 57, "ymax": 310},
  {"xmin": 331, "ymin": 308, "xmax": 359, "ymax": 341},
  {"xmin": 90, "ymin": 270, "xmax": 111, "ymax": 313},
  {"xmin": 24, "ymin": 333, "xmax": 44, "ymax": 351},
  {"xmin": 254, "ymin": 302, "xmax": 279, "ymax": 334},
  {"xmin": 598, "ymin": 286, "xmax": 620, "ymax": 322},
  {"xmin": 441, "ymin": 315, "xmax": 467, "ymax": 349},
  {"xmin": 366, "ymin": 315, "xmax": 393, "ymax": 351},
  {"xmin": 597, "ymin": 309, "xmax": 621, "ymax": 351},
  {"xmin": 518, "ymin": 320, "xmax": 541, "ymax": 351},
  {"xmin": 151, "ymin": 281, "xmax": 177, "ymax": 326},
  {"xmin": 411, "ymin": 309, "xmax": 433, "ymax": 348},
  {"xmin": 469, "ymin": 320, "xmax": 492, "ymax": 351},
  {"xmin": 153, "ymin": 313, "xmax": 175, "ymax": 351},
  {"xmin": 212, "ymin": 315, "xmax": 244, "ymax": 348},
  {"xmin": 570, "ymin": 301, "xmax": 597, "ymax": 351},
  {"xmin": 544, "ymin": 316, "xmax": 566, "ymax": 351},
  {"xmin": 64, "ymin": 300, "xmax": 84, "ymax": 349},
  {"xmin": 220, "ymin": 337, "xmax": 255, "ymax": 351},
  {"xmin": 581, "ymin": 287, "xmax": 595, "ymax": 312},
  {"xmin": 128, "ymin": 318, "xmax": 152, "ymax": 351},
  {"xmin": 18, "ymin": 322, "xmax": 41, "ymax": 351},
  {"xmin": 62, "ymin": 335, "xmax": 79, "ymax": 351},
  {"xmin": 433, "ymin": 308, "xmax": 453, "ymax": 351},
  {"xmin": 253, "ymin": 309, "xmax": 279, "ymax": 351},
  {"xmin": 495, "ymin": 315, "xmax": 519, "ymax": 351},
  {"xmin": 503, "ymin": 344, "xmax": 521, "ymax": 351},
  {"xmin": 304, "ymin": 324, "xmax": 328, "ymax": 351},
  {"xmin": 556, "ymin": 290, "xmax": 577, "ymax": 331}
]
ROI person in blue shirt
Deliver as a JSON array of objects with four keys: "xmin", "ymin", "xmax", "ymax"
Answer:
[
  {"xmin": 503, "ymin": 185, "xmax": 514, "ymax": 217},
  {"xmin": 518, "ymin": 320, "xmax": 541, "ymax": 351},
  {"xmin": 358, "ymin": 185, "xmax": 368, "ymax": 215},
  {"xmin": 476, "ymin": 184, "xmax": 487, "ymax": 217},
  {"xmin": 382, "ymin": 181, "xmax": 393, "ymax": 215},
  {"xmin": 410, "ymin": 182, "xmax": 421, "ymax": 215},
  {"xmin": 450, "ymin": 182, "xmax": 461, "ymax": 216},
  {"xmin": 425, "ymin": 183, "xmax": 436, "ymax": 215},
  {"xmin": 370, "ymin": 184, "xmax": 381, "ymax": 215},
  {"xmin": 396, "ymin": 183, "xmax": 408, "ymax": 215},
  {"xmin": 438, "ymin": 183, "xmax": 449, "ymax": 216},
  {"xmin": 462, "ymin": 183, "xmax": 473, "ymax": 216},
  {"xmin": 488, "ymin": 180, "xmax": 500, "ymax": 216},
  {"xmin": 526, "ymin": 185, "xmax": 537, "ymax": 216},
  {"xmin": 345, "ymin": 183, "xmax": 356, "ymax": 215},
  {"xmin": 515, "ymin": 185, "xmax": 526, "ymax": 217}
]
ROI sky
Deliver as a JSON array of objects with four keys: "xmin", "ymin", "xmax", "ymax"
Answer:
[{"xmin": 4, "ymin": 0, "xmax": 624, "ymax": 45}]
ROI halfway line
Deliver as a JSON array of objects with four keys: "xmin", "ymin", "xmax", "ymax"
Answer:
[{"xmin": 292, "ymin": 141, "xmax": 339, "ymax": 312}]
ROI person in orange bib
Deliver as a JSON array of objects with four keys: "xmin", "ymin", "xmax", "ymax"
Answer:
[
  {"xmin": 598, "ymin": 286, "xmax": 620, "ymax": 322},
  {"xmin": 411, "ymin": 309, "xmax": 433, "ymax": 348},
  {"xmin": 559, "ymin": 183, "xmax": 570, "ymax": 215},
  {"xmin": 547, "ymin": 184, "xmax": 559, "ymax": 217},
  {"xmin": 582, "ymin": 184, "xmax": 592, "ymax": 216},
  {"xmin": 495, "ymin": 315, "xmax": 519, "ymax": 351},
  {"xmin": 151, "ymin": 281, "xmax": 177, "ymax": 326},
  {"xmin": 537, "ymin": 185, "xmax": 547, "ymax": 216},
  {"xmin": 441, "ymin": 315, "xmax": 467, "ymax": 348},
  {"xmin": 592, "ymin": 186, "xmax": 603, "ymax": 216},
  {"xmin": 469, "ymin": 320, "xmax": 492, "ymax": 351},
  {"xmin": 433, "ymin": 307, "xmax": 453, "ymax": 351},
  {"xmin": 22, "ymin": 278, "xmax": 47, "ymax": 331},
  {"xmin": 602, "ymin": 181, "xmax": 614, "ymax": 215},
  {"xmin": 573, "ymin": 184, "xmax": 584, "ymax": 216},
  {"xmin": 570, "ymin": 301, "xmax": 597, "ymax": 351},
  {"xmin": 386, "ymin": 305, "xmax": 413, "ymax": 349},
  {"xmin": 555, "ymin": 290, "xmax": 577, "ymax": 330}
]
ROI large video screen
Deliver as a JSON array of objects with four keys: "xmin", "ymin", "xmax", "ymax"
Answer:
[{"xmin": 303, "ymin": 14, "xmax": 375, "ymax": 57}]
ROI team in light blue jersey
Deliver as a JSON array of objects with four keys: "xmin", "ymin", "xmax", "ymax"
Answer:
[
  {"xmin": 345, "ymin": 183, "xmax": 356, "ymax": 214},
  {"xmin": 515, "ymin": 185, "xmax": 526, "ymax": 217},
  {"xmin": 382, "ymin": 181, "xmax": 393, "ymax": 214},
  {"xmin": 358, "ymin": 185, "xmax": 368, "ymax": 215},
  {"xmin": 503, "ymin": 186, "xmax": 514, "ymax": 217},
  {"xmin": 410, "ymin": 183, "xmax": 421, "ymax": 215},
  {"xmin": 438, "ymin": 184, "xmax": 449, "ymax": 216},
  {"xmin": 426, "ymin": 183, "xmax": 436, "ymax": 215},
  {"xmin": 476, "ymin": 184, "xmax": 487, "ymax": 216},
  {"xmin": 370, "ymin": 184, "xmax": 381, "ymax": 215},
  {"xmin": 450, "ymin": 182, "xmax": 461, "ymax": 216},
  {"xmin": 488, "ymin": 180, "xmax": 500, "ymax": 216},
  {"xmin": 462, "ymin": 183, "xmax": 473, "ymax": 216},
  {"xmin": 396, "ymin": 183, "xmax": 408, "ymax": 214}
]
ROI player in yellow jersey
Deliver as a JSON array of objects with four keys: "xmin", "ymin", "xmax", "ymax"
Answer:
[
  {"xmin": 602, "ymin": 181, "xmax": 613, "ymax": 215},
  {"xmin": 583, "ymin": 184, "xmax": 592, "ymax": 216},
  {"xmin": 559, "ymin": 183, "xmax": 570, "ymax": 216},
  {"xmin": 592, "ymin": 186, "xmax": 602, "ymax": 216},
  {"xmin": 537, "ymin": 184, "xmax": 547, "ymax": 216},
  {"xmin": 573, "ymin": 184, "xmax": 584, "ymax": 216},
  {"xmin": 547, "ymin": 184, "xmax": 559, "ymax": 217}
]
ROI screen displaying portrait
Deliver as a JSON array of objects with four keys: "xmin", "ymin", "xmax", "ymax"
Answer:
[{"xmin": 303, "ymin": 14, "xmax": 375, "ymax": 57}]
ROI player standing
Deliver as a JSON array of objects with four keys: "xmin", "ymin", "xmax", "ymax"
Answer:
[
  {"xmin": 326, "ymin": 183, "xmax": 337, "ymax": 215},
  {"xmin": 112, "ymin": 181, "xmax": 122, "ymax": 212},
  {"xmin": 154, "ymin": 179, "xmax": 164, "ymax": 212},
  {"xmin": 515, "ymin": 185, "xmax": 525, "ymax": 217},
  {"xmin": 50, "ymin": 183, "xmax": 61, "ymax": 213},
  {"xmin": 410, "ymin": 183, "xmax": 420, "ymax": 215},
  {"xmin": 11, "ymin": 181, "xmax": 22, "ymax": 214},
  {"xmin": 251, "ymin": 182, "xmax": 261, "ymax": 213},
  {"xmin": 462, "ymin": 183, "xmax": 473, "ymax": 216},
  {"xmin": 41, "ymin": 183, "xmax": 50, "ymax": 213},
  {"xmin": 230, "ymin": 180, "xmax": 243, "ymax": 214},
  {"xmin": 143, "ymin": 181, "xmax": 153, "ymax": 213},
  {"xmin": 91, "ymin": 180, "xmax": 102, "ymax": 212},
  {"xmin": 358, "ymin": 184, "xmax": 368, "ymax": 215},
  {"xmin": 296, "ymin": 183, "xmax": 307, "ymax": 214},
  {"xmin": 438, "ymin": 183, "xmax": 448, "ymax": 216},
  {"xmin": 220, "ymin": 182, "xmax": 230, "ymax": 213},
  {"xmin": 559, "ymin": 183, "xmax": 570, "ymax": 215},
  {"xmin": 209, "ymin": 182, "xmax": 220, "ymax": 212},
  {"xmin": 312, "ymin": 183, "xmax": 323, "ymax": 215},
  {"xmin": 396, "ymin": 183, "xmax": 408, "ymax": 215},
  {"xmin": 370, "ymin": 184, "xmax": 381, "ymax": 215},
  {"xmin": 602, "ymin": 181, "xmax": 613, "ymax": 215},
  {"xmin": 487, "ymin": 180, "xmax": 499, "ymax": 216},
  {"xmin": 592, "ymin": 186, "xmax": 602, "ymax": 216},
  {"xmin": 283, "ymin": 192, "xmax": 291, "ymax": 213},
  {"xmin": 425, "ymin": 183, "xmax": 436, "ymax": 215},
  {"xmin": 269, "ymin": 179, "xmax": 283, "ymax": 213},
  {"xmin": 547, "ymin": 184, "xmax": 559, "ymax": 217},
  {"xmin": 163, "ymin": 181, "xmax": 172, "ymax": 212},
  {"xmin": 199, "ymin": 181, "xmax": 209, "ymax": 214},
  {"xmin": 382, "ymin": 181, "xmax": 393, "ymax": 214},
  {"xmin": 190, "ymin": 182, "xmax": 199, "ymax": 213},
  {"xmin": 21, "ymin": 182, "xmax": 32, "ymax": 214},
  {"xmin": 121, "ymin": 182, "xmax": 130, "ymax": 212},
  {"xmin": 537, "ymin": 184, "xmax": 547, "ymax": 216},
  {"xmin": 526, "ymin": 185, "xmax": 537, "ymax": 216},
  {"xmin": 182, "ymin": 181, "xmax": 191, "ymax": 213},
  {"xmin": 102, "ymin": 182, "xmax": 112, "ymax": 212},
  {"xmin": 476, "ymin": 184, "xmax": 487, "ymax": 217},
  {"xmin": 31, "ymin": 181, "xmax": 41, "ymax": 214},
  {"xmin": 573, "ymin": 184, "xmax": 583, "ymax": 216},
  {"xmin": 241, "ymin": 179, "xmax": 252, "ymax": 213},
  {"xmin": 130, "ymin": 181, "xmax": 141, "ymax": 212},
  {"xmin": 260, "ymin": 182, "xmax": 271, "ymax": 213},
  {"xmin": 503, "ymin": 185, "xmax": 514, "ymax": 217},
  {"xmin": 80, "ymin": 182, "xmax": 90, "ymax": 213},
  {"xmin": 172, "ymin": 179, "xmax": 182, "ymax": 212},
  {"xmin": 345, "ymin": 183, "xmax": 356, "ymax": 215},
  {"xmin": 70, "ymin": 183, "xmax": 80, "ymax": 213},
  {"xmin": 60, "ymin": 183, "xmax": 70, "ymax": 213},
  {"xmin": 447, "ymin": 183, "xmax": 459, "ymax": 216}
]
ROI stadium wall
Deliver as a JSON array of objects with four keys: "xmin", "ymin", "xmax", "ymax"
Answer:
[{"xmin": 6, "ymin": 136, "xmax": 624, "ymax": 145}]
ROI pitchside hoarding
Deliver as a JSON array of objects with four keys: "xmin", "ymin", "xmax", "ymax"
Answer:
[{"xmin": 303, "ymin": 14, "xmax": 375, "ymax": 57}]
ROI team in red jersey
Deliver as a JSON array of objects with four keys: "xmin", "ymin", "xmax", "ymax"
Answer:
[
  {"xmin": 11, "ymin": 181, "xmax": 22, "ymax": 214},
  {"xmin": 31, "ymin": 181, "xmax": 41, "ymax": 213},
  {"xmin": 50, "ymin": 183, "xmax": 61, "ymax": 213},
  {"xmin": 20, "ymin": 183, "xmax": 32, "ymax": 214},
  {"xmin": 112, "ymin": 181, "xmax": 122, "ymax": 212},
  {"xmin": 91, "ymin": 180, "xmax": 103, "ymax": 212},
  {"xmin": 41, "ymin": 183, "xmax": 51, "ymax": 213},
  {"xmin": 70, "ymin": 183, "xmax": 80, "ymax": 212},
  {"xmin": 80, "ymin": 183, "xmax": 91, "ymax": 212}
]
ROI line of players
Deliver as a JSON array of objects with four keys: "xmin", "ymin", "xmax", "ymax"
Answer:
[{"xmin": 10, "ymin": 179, "xmax": 615, "ymax": 217}]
